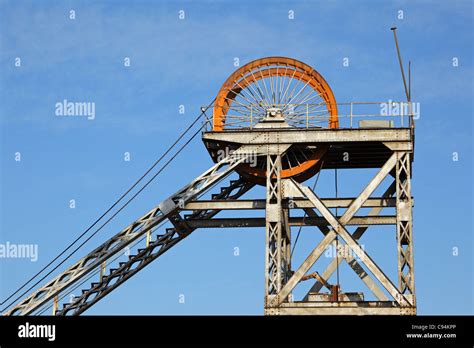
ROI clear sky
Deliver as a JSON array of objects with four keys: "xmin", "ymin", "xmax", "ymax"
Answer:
[{"xmin": 0, "ymin": 0, "xmax": 472, "ymax": 315}]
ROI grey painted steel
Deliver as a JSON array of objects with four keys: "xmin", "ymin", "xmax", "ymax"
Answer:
[
  {"xmin": 5, "ymin": 154, "xmax": 251, "ymax": 316},
  {"xmin": 58, "ymin": 177, "xmax": 254, "ymax": 315},
  {"xmin": 273, "ymin": 302, "xmax": 416, "ymax": 315},
  {"xmin": 295, "ymin": 182, "xmax": 408, "ymax": 306},
  {"xmin": 183, "ymin": 197, "xmax": 397, "ymax": 210},
  {"xmin": 303, "ymin": 182, "xmax": 397, "ymax": 300},
  {"xmin": 184, "ymin": 216, "xmax": 396, "ymax": 228},
  {"xmin": 203, "ymin": 128, "xmax": 412, "ymax": 144},
  {"xmin": 300, "ymin": 170, "xmax": 412, "ymax": 307},
  {"xmin": 268, "ymin": 155, "xmax": 399, "ymax": 308},
  {"xmin": 359, "ymin": 120, "xmax": 394, "ymax": 128},
  {"xmin": 301, "ymin": 208, "xmax": 389, "ymax": 301},
  {"xmin": 264, "ymin": 149, "xmax": 416, "ymax": 315},
  {"xmin": 396, "ymin": 152, "xmax": 416, "ymax": 305},
  {"xmin": 264, "ymin": 154, "xmax": 291, "ymax": 302}
]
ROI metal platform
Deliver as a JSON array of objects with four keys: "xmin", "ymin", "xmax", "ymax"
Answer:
[{"xmin": 203, "ymin": 127, "xmax": 413, "ymax": 169}]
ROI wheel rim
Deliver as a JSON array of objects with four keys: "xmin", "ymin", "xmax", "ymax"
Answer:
[
  {"xmin": 212, "ymin": 57, "xmax": 338, "ymax": 181},
  {"xmin": 213, "ymin": 56, "xmax": 338, "ymax": 131}
]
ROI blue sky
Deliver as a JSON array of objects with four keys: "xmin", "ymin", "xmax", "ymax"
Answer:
[{"xmin": 0, "ymin": 0, "xmax": 472, "ymax": 315}]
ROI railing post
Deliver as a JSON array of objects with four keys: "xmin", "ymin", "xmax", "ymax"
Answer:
[
  {"xmin": 350, "ymin": 102, "xmax": 353, "ymax": 128},
  {"xmin": 250, "ymin": 105, "xmax": 253, "ymax": 129},
  {"xmin": 146, "ymin": 230, "xmax": 151, "ymax": 247},
  {"xmin": 306, "ymin": 103, "xmax": 309, "ymax": 128},
  {"xmin": 201, "ymin": 106, "xmax": 208, "ymax": 132},
  {"xmin": 401, "ymin": 101, "xmax": 404, "ymax": 127},
  {"xmin": 53, "ymin": 296, "xmax": 58, "ymax": 315},
  {"xmin": 100, "ymin": 261, "xmax": 106, "ymax": 280}
]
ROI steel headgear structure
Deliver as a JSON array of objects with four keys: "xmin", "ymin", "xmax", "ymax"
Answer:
[{"xmin": 3, "ymin": 56, "xmax": 416, "ymax": 316}]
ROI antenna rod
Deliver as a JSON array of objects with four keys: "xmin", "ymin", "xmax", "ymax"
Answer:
[
  {"xmin": 390, "ymin": 27, "xmax": 410, "ymax": 101},
  {"xmin": 408, "ymin": 60, "xmax": 411, "ymax": 101}
]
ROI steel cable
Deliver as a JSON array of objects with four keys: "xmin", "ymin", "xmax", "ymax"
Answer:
[{"xmin": 1, "ymin": 100, "xmax": 214, "ymax": 311}]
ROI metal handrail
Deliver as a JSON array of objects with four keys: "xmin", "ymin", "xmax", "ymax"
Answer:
[{"xmin": 201, "ymin": 101, "xmax": 417, "ymax": 132}]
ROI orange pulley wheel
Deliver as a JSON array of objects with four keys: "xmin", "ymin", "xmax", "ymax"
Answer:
[{"xmin": 212, "ymin": 57, "xmax": 338, "ymax": 183}]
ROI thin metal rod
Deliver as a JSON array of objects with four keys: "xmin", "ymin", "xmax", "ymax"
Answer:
[
  {"xmin": 390, "ymin": 27, "xmax": 410, "ymax": 101},
  {"xmin": 408, "ymin": 60, "xmax": 411, "ymax": 101}
]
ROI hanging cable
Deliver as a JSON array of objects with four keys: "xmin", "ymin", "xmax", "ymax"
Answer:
[
  {"xmin": 1, "ymin": 100, "xmax": 214, "ymax": 310},
  {"xmin": 2, "ymin": 122, "xmax": 208, "ymax": 312}
]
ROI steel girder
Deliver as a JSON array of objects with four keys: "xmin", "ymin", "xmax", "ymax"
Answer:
[
  {"xmin": 4, "ymin": 154, "xmax": 253, "ymax": 316},
  {"xmin": 301, "ymin": 182, "xmax": 397, "ymax": 301},
  {"xmin": 396, "ymin": 152, "xmax": 415, "ymax": 301},
  {"xmin": 183, "ymin": 197, "xmax": 397, "ymax": 210},
  {"xmin": 264, "ymin": 154, "xmax": 281, "ymax": 297},
  {"xmin": 58, "ymin": 177, "xmax": 254, "ymax": 315},
  {"xmin": 182, "ymin": 216, "xmax": 395, "ymax": 228},
  {"xmin": 263, "ymin": 152, "xmax": 416, "ymax": 315}
]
